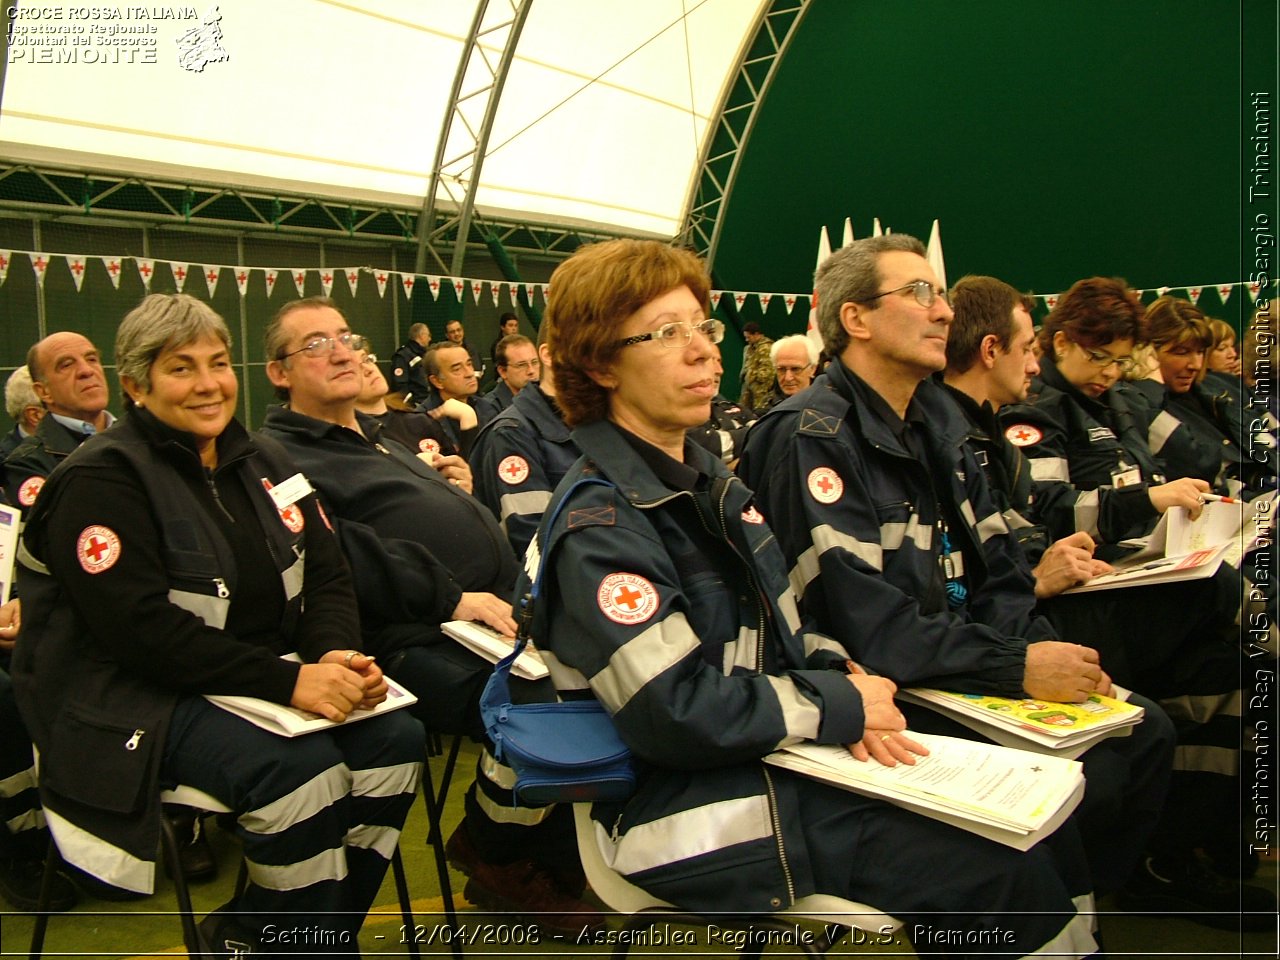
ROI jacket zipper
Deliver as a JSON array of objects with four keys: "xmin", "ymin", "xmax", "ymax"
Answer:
[{"xmin": 692, "ymin": 475, "xmax": 794, "ymax": 906}]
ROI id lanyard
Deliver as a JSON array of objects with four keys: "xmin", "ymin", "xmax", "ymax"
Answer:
[
  {"xmin": 1110, "ymin": 453, "xmax": 1142, "ymax": 489},
  {"xmin": 938, "ymin": 517, "xmax": 968, "ymax": 609}
]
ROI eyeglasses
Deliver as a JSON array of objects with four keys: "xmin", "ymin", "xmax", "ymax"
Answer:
[
  {"xmin": 775, "ymin": 364, "xmax": 813, "ymax": 376},
  {"xmin": 280, "ymin": 333, "xmax": 368, "ymax": 360},
  {"xmin": 856, "ymin": 280, "xmax": 949, "ymax": 309},
  {"xmin": 506, "ymin": 358, "xmax": 541, "ymax": 372},
  {"xmin": 615, "ymin": 318, "xmax": 725, "ymax": 349},
  {"xmin": 1076, "ymin": 342, "xmax": 1136, "ymax": 374},
  {"xmin": 361, "ymin": 353, "xmax": 379, "ymax": 365}
]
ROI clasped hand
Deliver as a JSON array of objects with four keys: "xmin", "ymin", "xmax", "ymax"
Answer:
[{"xmin": 291, "ymin": 651, "xmax": 388, "ymax": 722}]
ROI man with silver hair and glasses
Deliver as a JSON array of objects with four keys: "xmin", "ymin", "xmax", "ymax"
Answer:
[
  {"xmin": 768, "ymin": 333, "xmax": 820, "ymax": 407},
  {"xmin": 739, "ymin": 235, "xmax": 1175, "ymax": 910}
]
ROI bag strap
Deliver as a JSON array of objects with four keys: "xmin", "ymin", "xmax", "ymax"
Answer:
[{"xmin": 480, "ymin": 476, "xmax": 615, "ymax": 718}]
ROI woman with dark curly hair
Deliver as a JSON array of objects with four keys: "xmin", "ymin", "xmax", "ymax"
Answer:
[{"xmin": 998, "ymin": 277, "xmax": 1209, "ymax": 549}]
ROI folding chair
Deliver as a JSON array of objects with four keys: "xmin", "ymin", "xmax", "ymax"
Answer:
[
  {"xmin": 573, "ymin": 804, "xmax": 902, "ymax": 958},
  {"xmin": 29, "ymin": 784, "xmax": 418, "ymax": 960},
  {"xmin": 421, "ymin": 732, "xmax": 465, "ymax": 960}
]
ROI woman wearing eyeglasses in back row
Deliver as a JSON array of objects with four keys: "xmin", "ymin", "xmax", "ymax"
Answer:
[{"xmin": 997, "ymin": 277, "xmax": 1209, "ymax": 556}]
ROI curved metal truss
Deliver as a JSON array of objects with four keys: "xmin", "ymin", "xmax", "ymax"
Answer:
[
  {"xmin": 414, "ymin": 0, "xmax": 533, "ymax": 276},
  {"xmin": 679, "ymin": 0, "xmax": 811, "ymax": 270}
]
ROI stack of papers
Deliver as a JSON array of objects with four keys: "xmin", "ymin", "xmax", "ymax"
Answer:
[
  {"xmin": 767, "ymin": 735, "xmax": 1084, "ymax": 850},
  {"xmin": 900, "ymin": 689, "xmax": 1143, "ymax": 758},
  {"xmin": 443, "ymin": 620, "xmax": 549, "ymax": 680}
]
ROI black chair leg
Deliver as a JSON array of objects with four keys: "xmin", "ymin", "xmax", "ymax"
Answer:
[
  {"xmin": 26, "ymin": 835, "xmax": 59, "ymax": 960},
  {"xmin": 159, "ymin": 810, "xmax": 210, "ymax": 959},
  {"xmin": 390, "ymin": 847, "xmax": 420, "ymax": 959},
  {"xmin": 422, "ymin": 736, "xmax": 464, "ymax": 960}
]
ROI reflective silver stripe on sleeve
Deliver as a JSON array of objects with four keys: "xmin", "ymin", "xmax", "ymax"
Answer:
[
  {"xmin": 1072, "ymin": 490, "xmax": 1101, "ymax": 538},
  {"xmin": 975, "ymin": 510, "xmax": 1010, "ymax": 543},
  {"xmin": 1029, "ymin": 457, "xmax": 1070, "ymax": 481},
  {"xmin": 499, "ymin": 490, "xmax": 552, "ymax": 523},
  {"xmin": 1002, "ymin": 508, "xmax": 1034, "ymax": 530},
  {"xmin": 1147, "ymin": 410, "xmax": 1181, "ymax": 454},
  {"xmin": 958, "ymin": 498, "xmax": 977, "ymax": 529},
  {"xmin": 521, "ymin": 534, "xmax": 541, "ymax": 582},
  {"xmin": 591, "ymin": 613, "xmax": 701, "ymax": 714},
  {"xmin": 6, "ymin": 808, "xmax": 45, "ymax": 834},
  {"xmin": 803, "ymin": 631, "xmax": 851, "ymax": 661},
  {"xmin": 540, "ymin": 649, "xmax": 591, "ymax": 694},
  {"xmin": 879, "ymin": 514, "xmax": 932, "ymax": 552},
  {"xmin": 723, "ymin": 626, "xmax": 756, "ymax": 675},
  {"xmin": 715, "ymin": 429, "xmax": 734, "ymax": 461},
  {"xmin": 777, "ymin": 589, "xmax": 802, "ymax": 635},
  {"xmin": 476, "ymin": 788, "xmax": 554, "ymax": 825},
  {"xmin": 282, "ymin": 552, "xmax": 304, "ymax": 602},
  {"xmin": 238, "ymin": 764, "xmax": 349, "ymax": 835},
  {"xmin": 167, "ymin": 589, "xmax": 230, "ymax": 630},
  {"xmin": 600, "ymin": 794, "xmax": 773, "ymax": 876},
  {"xmin": 247, "ymin": 846, "xmax": 348, "ymax": 891},
  {"xmin": 0, "ymin": 763, "xmax": 36, "ymax": 799},
  {"xmin": 16, "ymin": 538, "xmax": 49, "ymax": 575},
  {"xmin": 789, "ymin": 524, "xmax": 885, "ymax": 596},
  {"xmin": 765, "ymin": 675, "xmax": 821, "ymax": 742}
]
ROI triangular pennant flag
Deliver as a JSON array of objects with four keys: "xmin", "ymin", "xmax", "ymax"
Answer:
[
  {"xmin": 292, "ymin": 269, "xmax": 308, "ymax": 297},
  {"xmin": 170, "ymin": 262, "xmax": 189, "ymax": 293},
  {"xmin": 807, "ymin": 227, "xmax": 832, "ymax": 355},
  {"xmin": 841, "ymin": 217, "xmax": 854, "ymax": 248},
  {"xmin": 203, "ymin": 265, "xmax": 222, "ymax": 298},
  {"xmin": 319, "ymin": 270, "xmax": 335, "ymax": 298},
  {"xmin": 264, "ymin": 269, "xmax": 279, "ymax": 296},
  {"xmin": 760, "ymin": 293, "xmax": 773, "ymax": 312},
  {"xmin": 401, "ymin": 273, "xmax": 417, "ymax": 299},
  {"xmin": 374, "ymin": 270, "xmax": 389, "ymax": 298},
  {"xmin": 135, "ymin": 257, "xmax": 155, "ymax": 289},
  {"xmin": 871, "ymin": 218, "xmax": 883, "ymax": 238},
  {"xmin": 234, "ymin": 267, "xmax": 251, "ymax": 297},
  {"xmin": 1186, "ymin": 286, "xmax": 1203, "ymax": 305},
  {"xmin": 103, "ymin": 257, "xmax": 122, "ymax": 289},
  {"xmin": 711, "ymin": 289, "xmax": 723, "ymax": 307},
  {"xmin": 1131, "ymin": 289, "xmax": 1145, "ymax": 301},
  {"xmin": 0, "ymin": 251, "xmax": 10, "ymax": 285},
  {"xmin": 344, "ymin": 268, "xmax": 359, "ymax": 298},
  {"xmin": 1249, "ymin": 280, "xmax": 1263, "ymax": 302},
  {"xmin": 425, "ymin": 276, "xmax": 442, "ymax": 300},
  {"xmin": 1157, "ymin": 286, "xmax": 1170, "ymax": 297},
  {"xmin": 926, "ymin": 220, "xmax": 947, "ymax": 295},
  {"xmin": 452, "ymin": 278, "xmax": 465, "ymax": 301},
  {"xmin": 66, "ymin": 256, "xmax": 87, "ymax": 292},
  {"xmin": 491, "ymin": 283, "xmax": 501, "ymax": 308},
  {"xmin": 31, "ymin": 253, "xmax": 50, "ymax": 287},
  {"xmin": 1217, "ymin": 283, "xmax": 1232, "ymax": 305},
  {"xmin": 783, "ymin": 295, "xmax": 797, "ymax": 315},
  {"xmin": 471, "ymin": 280, "xmax": 484, "ymax": 304},
  {"xmin": 1044, "ymin": 294, "xmax": 1059, "ymax": 310},
  {"xmin": 733, "ymin": 292, "xmax": 747, "ymax": 310}
]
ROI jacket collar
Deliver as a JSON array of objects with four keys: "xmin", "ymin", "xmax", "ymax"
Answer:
[
  {"xmin": 822, "ymin": 356, "xmax": 968, "ymax": 455},
  {"xmin": 512, "ymin": 383, "xmax": 571, "ymax": 442},
  {"xmin": 939, "ymin": 379, "xmax": 1000, "ymax": 441},
  {"xmin": 126, "ymin": 406, "xmax": 256, "ymax": 472},
  {"xmin": 1034, "ymin": 352, "xmax": 1114, "ymax": 417},
  {"xmin": 571, "ymin": 419, "xmax": 724, "ymax": 506},
  {"xmin": 261, "ymin": 403, "xmax": 368, "ymax": 446}
]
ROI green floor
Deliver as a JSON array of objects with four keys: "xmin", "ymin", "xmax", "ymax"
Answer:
[{"xmin": 3, "ymin": 742, "xmax": 1277, "ymax": 957}]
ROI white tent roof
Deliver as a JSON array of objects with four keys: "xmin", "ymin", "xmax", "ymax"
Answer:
[{"xmin": 0, "ymin": 0, "xmax": 765, "ymax": 237}]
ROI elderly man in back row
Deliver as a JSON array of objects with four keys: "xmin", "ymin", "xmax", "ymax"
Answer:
[
  {"xmin": 259, "ymin": 297, "xmax": 598, "ymax": 930},
  {"xmin": 767, "ymin": 333, "xmax": 819, "ymax": 408},
  {"xmin": 738, "ymin": 235, "xmax": 1175, "ymax": 908},
  {"xmin": 5, "ymin": 333, "xmax": 114, "ymax": 508}
]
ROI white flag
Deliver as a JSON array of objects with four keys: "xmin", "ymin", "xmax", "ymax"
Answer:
[{"xmin": 66, "ymin": 256, "xmax": 87, "ymax": 291}]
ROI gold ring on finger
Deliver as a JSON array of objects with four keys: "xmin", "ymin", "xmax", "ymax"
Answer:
[{"xmin": 880, "ymin": 734, "xmax": 892, "ymax": 742}]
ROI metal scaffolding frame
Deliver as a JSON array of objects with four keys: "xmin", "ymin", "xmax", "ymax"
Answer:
[
  {"xmin": 678, "ymin": 0, "xmax": 811, "ymax": 271},
  {"xmin": 414, "ymin": 0, "xmax": 533, "ymax": 276},
  {"xmin": 0, "ymin": 160, "xmax": 625, "ymax": 261}
]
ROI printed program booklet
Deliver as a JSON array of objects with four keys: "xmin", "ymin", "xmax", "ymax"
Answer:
[
  {"xmin": 766, "ymin": 734, "xmax": 1084, "ymax": 851},
  {"xmin": 899, "ymin": 688, "xmax": 1143, "ymax": 758},
  {"xmin": 443, "ymin": 619, "xmax": 549, "ymax": 680},
  {"xmin": 206, "ymin": 654, "xmax": 418, "ymax": 737}
]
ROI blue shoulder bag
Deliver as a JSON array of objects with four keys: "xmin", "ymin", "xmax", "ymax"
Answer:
[{"xmin": 478, "ymin": 478, "xmax": 635, "ymax": 805}]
